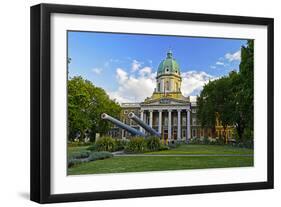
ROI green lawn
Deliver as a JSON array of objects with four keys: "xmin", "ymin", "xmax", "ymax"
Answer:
[
  {"xmin": 67, "ymin": 144, "xmax": 254, "ymax": 175},
  {"xmin": 68, "ymin": 155, "xmax": 253, "ymax": 175},
  {"xmin": 145, "ymin": 144, "xmax": 254, "ymax": 155}
]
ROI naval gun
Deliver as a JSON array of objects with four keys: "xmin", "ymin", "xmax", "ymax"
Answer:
[
  {"xmin": 128, "ymin": 112, "xmax": 161, "ymax": 137},
  {"xmin": 101, "ymin": 113, "xmax": 145, "ymax": 137}
]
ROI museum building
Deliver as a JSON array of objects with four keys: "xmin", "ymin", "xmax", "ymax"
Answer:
[{"xmin": 113, "ymin": 50, "xmax": 233, "ymax": 142}]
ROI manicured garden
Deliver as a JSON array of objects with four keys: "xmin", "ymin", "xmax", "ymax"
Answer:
[{"xmin": 67, "ymin": 136, "xmax": 254, "ymax": 175}]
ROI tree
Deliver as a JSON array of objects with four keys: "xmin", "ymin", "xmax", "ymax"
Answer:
[
  {"xmin": 68, "ymin": 76, "xmax": 121, "ymax": 142},
  {"xmin": 197, "ymin": 40, "xmax": 254, "ymax": 144}
]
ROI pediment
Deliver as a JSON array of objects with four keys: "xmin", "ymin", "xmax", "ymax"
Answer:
[{"xmin": 141, "ymin": 98, "xmax": 188, "ymax": 106}]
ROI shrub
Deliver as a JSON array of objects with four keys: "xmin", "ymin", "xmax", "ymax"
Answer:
[
  {"xmin": 88, "ymin": 151, "xmax": 113, "ymax": 161},
  {"xmin": 68, "ymin": 151, "xmax": 90, "ymax": 159},
  {"xmin": 95, "ymin": 136, "xmax": 116, "ymax": 152},
  {"xmin": 86, "ymin": 144, "xmax": 96, "ymax": 151},
  {"xmin": 168, "ymin": 141, "xmax": 181, "ymax": 148},
  {"xmin": 189, "ymin": 137, "xmax": 201, "ymax": 144},
  {"xmin": 159, "ymin": 144, "xmax": 169, "ymax": 151},
  {"xmin": 146, "ymin": 136, "xmax": 161, "ymax": 151},
  {"xmin": 68, "ymin": 151, "xmax": 113, "ymax": 168},
  {"xmin": 115, "ymin": 139, "xmax": 129, "ymax": 151},
  {"xmin": 67, "ymin": 141, "xmax": 92, "ymax": 147},
  {"xmin": 125, "ymin": 137, "xmax": 147, "ymax": 153},
  {"xmin": 202, "ymin": 137, "xmax": 210, "ymax": 145},
  {"xmin": 68, "ymin": 158, "xmax": 87, "ymax": 168}
]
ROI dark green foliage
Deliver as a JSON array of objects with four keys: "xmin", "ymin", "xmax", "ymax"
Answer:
[
  {"xmin": 202, "ymin": 137, "xmax": 210, "ymax": 145},
  {"xmin": 159, "ymin": 144, "xmax": 169, "ymax": 151},
  {"xmin": 146, "ymin": 136, "xmax": 161, "ymax": 151},
  {"xmin": 95, "ymin": 136, "xmax": 116, "ymax": 152},
  {"xmin": 69, "ymin": 151, "xmax": 90, "ymax": 159},
  {"xmin": 67, "ymin": 141, "xmax": 92, "ymax": 147},
  {"xmin": 197, "ymin": 40, "xmax": 254, "ymax": 144},
  {"xmin": 68, "ymin": 76, "xmax": 121, "ymax": 142},
  {"xmin": 68, "ymin": 151, "xmax": 113, "ymax": 168},
  {"xmin": 189, "ymin": 137, "xmax": 202, "ymax": 144},
  {"xmin": 86, "ymin": 144, "xmax": 97, "ymax": 151},
  {"xmin": 68, "ymin": 158, "xmax": 88, "ymax": 168},
  {"xmin": 125, "ymin": 137, "xmax": 147, "ymax": 153},
  {"xmin": 114, "ymin": 139, "xmax": 129, "ymax": 151},
  {"xmin": 88, "ymin": 151, "xmax": 113, "ymax": 161},
  {"xmin": 168, "ymin": 141, "xmax": 181, "ymax": 149}
]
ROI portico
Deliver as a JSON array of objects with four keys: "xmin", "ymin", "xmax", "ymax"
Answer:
[{"xmin": 140, "ymin": 106, "xmax": 191, "ymax": 142}]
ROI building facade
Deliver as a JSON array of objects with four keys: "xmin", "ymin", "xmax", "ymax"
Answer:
[{"xmin": 113, "ymin": 50, "xmax": 233, "ymax": 142}]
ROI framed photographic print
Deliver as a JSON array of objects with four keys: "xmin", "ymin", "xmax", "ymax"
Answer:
[{"xmin": 30, "ymin": 3, "xmax": 274, "ymax": 203}]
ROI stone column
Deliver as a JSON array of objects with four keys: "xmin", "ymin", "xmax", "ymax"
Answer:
[
  {"xmin": 168, "ymin": 109, "xmax": 172, "ymax": 141},
  {"xmin": 187, "ymin": 109, "xmax": 191, "ymax": 143},
  {"xmin": 177, "ymin": 109, "xmax": 181, "ymax": 141},
  {"xmin": 158, "ymin": 110, "xmax": 162, "ymax": 133},
  {"xmin": 149, "ymin": 110, "xmax": 153, "ymax": 128},
  {"xmin": 140, "ymin": 110, "xmax": 144, "ymax": 133}
]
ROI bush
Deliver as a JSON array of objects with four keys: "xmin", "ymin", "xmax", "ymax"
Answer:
[
  {"xmin": 115, "ymin": 139, "xmax": 129, "ymax": 151},
  {"xmin": 159, "ymin": 144, "xmax": 169, "ymax": 151},
  {"xmin": 67, "ymin": 141, "xmax": 92, "ymax": 147},
  {"xmin": 86, "ymin": 144, "xmax": 96, "ymax": 151},
  {"xmin": 125, "ymin": 137, "xmax": 147, "ymax": 153},
  {"xmin": 202, "ymin": 137, "xmax": 210, "ymax": 145},
  {"xmin": 88, "ymin": 151, "xmax": 113, "ymax": 161},
  {"xmin": 95, "ymin": 136, "xmax": 116, "ymax": 152},
  {"xmin": 68, "ymin": 158, "xmax": 87, "ymax": 168},
  {"xmin": 168, "ymin": 141, "xmax": 181, "ymax": 149},
  {"xmin": 189, "ymin": 137, "xmax": 201, "ymax": 144},
  {"xmin": 68, "ymin": 151, "xmax": 90, "ymax": 159},
  {"xmin": 68, "ymin": 151, "xmax": 113, "ymax": 168},
  {"xmin": 146, "ymin": 136, "xmax": 161, "ymax": 151}
]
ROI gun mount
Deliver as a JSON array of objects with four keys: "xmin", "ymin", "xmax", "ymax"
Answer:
[
  {"xmin": 128, "ymin": 112, "xmax": 161, "ymax": 137},
  {"xmin": 101, "ymin": 113, "xmax": 145, "ymax": 137}
]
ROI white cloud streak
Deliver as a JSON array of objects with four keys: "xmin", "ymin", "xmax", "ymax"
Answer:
[
  {"xmin": 92, "ymin": 67, "xmax": 102, "ymax": 75},
  {"xmin": 131, "ymin": 59, "xmax": 142, "ymax": 72},
  {"xmin": 225, "ymin": 50, "xmax": 241, "ymax": 62}
]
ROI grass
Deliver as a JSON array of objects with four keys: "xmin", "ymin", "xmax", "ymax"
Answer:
[
  {"xmin": 145, "ymin": 144, "xmax": 253, "ymax": 155},
  {"xmin": 67, "ymin": 155, "xmax": 253, "ymax": 175},
  {"xmin": 67, "ymin": 144, "xmax": 254, "ymax": 175}
]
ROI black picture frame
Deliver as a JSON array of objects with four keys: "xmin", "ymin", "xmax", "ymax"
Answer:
[{"xmin": 30, "ymin": 3, "xmax": 274, "ymax": 204}]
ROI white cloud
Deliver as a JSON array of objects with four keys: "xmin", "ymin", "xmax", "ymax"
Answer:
[
  {"xmin": 92, "ymin": 67, "xmax": 102, "ymax": 75},
  {"xmin": 181, "ymin": 71, "xmax": 217, "ymax": 97},
  {"xmin": 131, "ymin": 59, "xmax": 142, "ymax": 72},
  {"xmin": 108, "ymin": 66, "xmax": 217, "ymax": 104},
  {"xmin": 216, "ymin": 61, "xmax": 225, "ymax": 66},
  {"xmin": 138, "ymin": 67, "xmax": 153, "ymax": 77},
  {"xmin": 108, "ymin": 67, "xmax": 156, "ymax": 103},
  {"xmin": 225, "ymin": 50, "xmax": 241, "ymax": 62},
  {"xmin": 190, "ymin": 96, "xmax": 197, "ymax": 102}
]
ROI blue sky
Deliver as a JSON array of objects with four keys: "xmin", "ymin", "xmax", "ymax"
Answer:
[{"xmin": 68, "ymin": 31, "xmax": 247, "ymax": 103}]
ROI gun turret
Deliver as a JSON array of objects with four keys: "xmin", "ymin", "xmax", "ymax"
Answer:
[
  {"xmin": 128, "ymin": 112, "xmax": 161, "ymax": 137},
  {"xmin": 101, "ymin": 113, "xmax": 145, "ymax": 137}
]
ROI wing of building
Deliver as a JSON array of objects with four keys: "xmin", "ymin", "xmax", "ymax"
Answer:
[{"xmin": 110, "ymin": 50, "xmax": 234, "ymax": 143}]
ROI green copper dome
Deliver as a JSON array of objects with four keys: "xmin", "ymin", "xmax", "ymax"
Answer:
[{"xmin": 157, "ymin": 50, "xmax": 181, "ymax": 76}]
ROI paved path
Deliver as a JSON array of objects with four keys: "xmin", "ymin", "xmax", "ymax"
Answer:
[{"xmin": 114, "ymin": 154, "xmax": 253, "ymax": 157}]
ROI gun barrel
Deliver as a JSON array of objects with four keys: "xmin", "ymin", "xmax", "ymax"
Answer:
[
  {"xmin": 101, "ymin": 113, "xmax": 145, "ymax": 137},
  {"xmin": 128, "ymin": 112, "xmax": 161, "ymax": 137}
]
